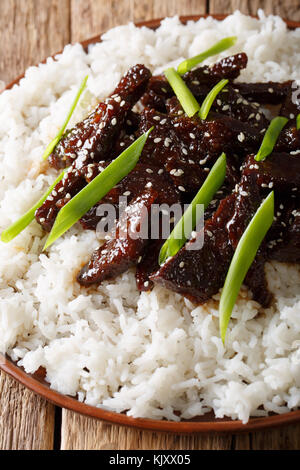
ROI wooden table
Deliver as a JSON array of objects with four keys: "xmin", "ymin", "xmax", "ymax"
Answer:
[{"xmin": 1, "ymin": 0, "xmax": 300, "ymax": 451}]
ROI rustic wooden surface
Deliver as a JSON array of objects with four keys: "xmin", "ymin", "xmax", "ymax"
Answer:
[{"xmin": 0, "ymin": 0, "xmax": 300, "ymax": 451}]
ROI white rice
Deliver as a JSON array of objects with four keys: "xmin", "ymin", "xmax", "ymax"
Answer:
[{"xmin": 0, "ymin": 10, "xmax": 300, "ymax": 424}]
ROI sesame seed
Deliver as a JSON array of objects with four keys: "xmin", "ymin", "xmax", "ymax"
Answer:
[
  {"xmin": 189, "ymin": 133, "xmax": 196, "ymax": 139},
  {"xmin": 144, "ymin": 281, "xmax": 149, "ymax": 287},
  {"xmin": 120, "ymin": 100, "xmax": 126, "ymax": 107},
  {"xmin": 123, "ymin": 191, "xmax": 131, "ymax": 196},
  {"xmin": 154, "ymin": 137, "xmax": 162, "ymax": 143},
  {"xmin": 158, "ymin": 169, "xmax": 164, "ymax": 175},
  {"xmin": 146, "ymin": 168, "xmax": 153, "ymax": 173},
  {"xmin": 153, "ymin": 116, "xmax": 160, "ymax": 121},
  {"xmin": 238, "ymin": 132, "xmax": 245, "ymax": 142},
  {"xmin": 178, "ymin": 186, "xmax": 186, "ymax": 192},
  {"xmin": 179, "ymin": 262, "xmax": 185, "ymax": 268},
  {"xmin": 206, "ymin": 230, "xmax": 213, "ymax": 237},
  {"xmin": 160, "ymin": 118, "xmax": 167, "ymax": 125},
  {"xmin": 146, "ymin": 182, "xmax": 152, "ymax": 188}
]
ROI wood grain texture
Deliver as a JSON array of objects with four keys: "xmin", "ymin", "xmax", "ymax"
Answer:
[
  {"xmin": 1, "ymin": 0, "xmax": 300, "ymax": 451},
  {"xmin": 0, "ymin": 371, "xmax": 55, "ymax": 450},
  {"xmin": 61, "ymin": 410, "xmax": 233, "ymax": 450},
  {"xmin": 210, "ymin": 0, "xmax": 300, "ymax": 21},
  {"xmin": 70, "ymin": 0, "xmax": 206, "ymax": 42},
  {"xmin": 0, "ymin": 0, "xmax": 71, "ymax": 85}
]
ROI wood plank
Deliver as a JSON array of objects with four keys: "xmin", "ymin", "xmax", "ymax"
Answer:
[
  {"xmin": 61, "ymin": 410, "xmax": 233, "ymax": 450},
  {"xmin": 70, "ymin": 0, "xmax": 206, "ymax": 43},
  {"xmin": 0, "ymin": 0, "xmax": 71, "ymax": 85},
  {"xmin": 0, "ymin": 0, "xmax": 71, "ymax": 450},
  {"xmin": 0, "ymin": 371, "xmax": 55, "ymax": 450},
  {"xmin": 209, "ymin": 0, "xmax": 300, "ymax": 21},
  {"xmin": 251, "ymin": 424, "xmax": 300, "ymax": 450}
]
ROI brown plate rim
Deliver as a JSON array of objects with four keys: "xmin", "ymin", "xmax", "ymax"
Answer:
[{"xmin": 1, "ymin": 13, "xmax": 300, "ymax": 434}]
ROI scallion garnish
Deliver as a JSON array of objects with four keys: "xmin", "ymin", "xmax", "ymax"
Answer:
[
  {"xmin": 43, "ymin": 128, "xmax": 153, "ymax": 250},
  {"xmin": 255, "ymin": 116, "xmax": 288, "ymax": 162},
  {"xmin": 1, "ymin": 170, "xmax": 66, "ymax": 243},
  {"xmin": 297, "ymin": 114, "xmax": 300, "ymax": 130},
  {"xmin": 42, "ymin": 75, "xmax": 88, "ymax": 160},
  {"xmin": 177, "ymin": 36, "xmax": 237, "ymax": 75},
  {"xmin": 198, "ymin": 79, "xmax": 229, "ymax": 120},
  {"xmin": 219, "ymin": 191, "xmax": 274, "ymax": 343},
  {"xmin": 159, "ymin": 152, "xmax": 227, "ymax": 265},
  {"xmin": 164, "ymin": 67, "xmax": 200, "ymax": 117}
]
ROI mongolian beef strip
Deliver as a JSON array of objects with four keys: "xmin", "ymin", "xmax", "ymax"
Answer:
[
  {"xmin": 150, "ymin": 194, "xmax": 236, "ymax": 304},
  {"xmin": 141, "ymin": 53, "xmax": 248, "ymax": 112},
  {"xmin": 135, "ymin": 158, "xmax": 240, "ymax": 293},
  {"xmin": 77, "ymin": 188, "xmax": 158, "ymax": 286},
  {"xmin": 79, "ymin": 161, "xmax": 181, "ymax": 231},
  {"xmin": 138, "ymin": 108, "xmax": 260, "ymax": 190},
  {"xmin": 279, "ymin": 85, "xmax": 300, "ymax": 124},
  {"xmin": 35, "ymin": 167, "xmax": 86, "ymax": 232},
  {"xmin": 241, "ymin": 153, "xmax": 300, "ymax": 262},
  {"xmin": 36, "ymin": 65, "xmax": 151, "ymax": 230},
  {"xmin": 233, "ymin": 81, "xmax": 292, "ymax": 105},
  {"xmin": 48, "ymin": 64, "xmax": 151, "ymax": 170},
  {"xmin": 150, "ymin": 186, "xmax": 269, "ymax": 305},
  {"xmin": 135, "ymin": 239, "xmax": 165, "ymax": 291}
]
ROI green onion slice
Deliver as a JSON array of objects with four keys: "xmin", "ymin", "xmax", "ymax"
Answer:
[
  {"xmin": 159, "ymin": 152, "xmax": 227, "ymax": 265},
  {"xmin": 42, "ymin": 75, "xmax": 88, "ymax": 160},
  {"xmin": 177, "ymin": 36, "xmax": 237, "ymax": 75},
  {"xmin": 219, "ymin": 191, "xmax": 274, "ymax": 344},
  {"xmin": 296, "ymin": 114, "xmax": 300, "ymax": 130},
  {"xmin": 255, "ymin": 116, "xmax": 288, "ymax": 162},
  {"xmin": 198, "ymin": 79, "xmax": 229, "ymax": 120},
  {"xmin": 43, "ymin": 128, "xmax": 153, "ymax": 250},
  {"xmin": 1, "ymin": 170, "xmax": 66, "ymax": 243},
  {"xmin": 164, "ymin": 67, "xmax": 200, "ymax": 117}
]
